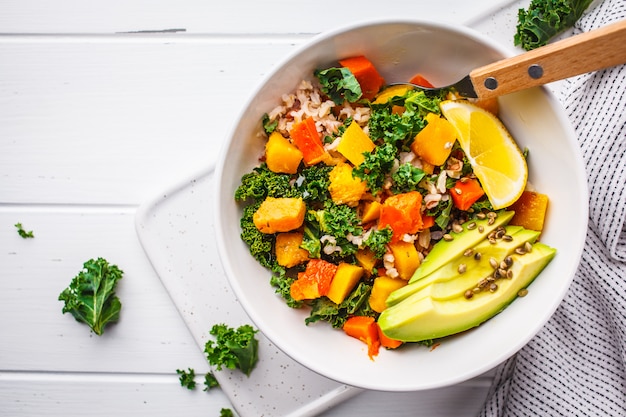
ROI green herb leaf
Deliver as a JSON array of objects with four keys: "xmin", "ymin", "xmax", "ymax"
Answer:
[
  {"xmin": 15, "ymin": 222, "xmax": 34, "ymax": 239},
  {"xmin": 314, "ymin": 67, "xmax": 362, "ymax": 105},
  {"xmin": 58, "ymin": 258, "xmax": 123, "ymax": 335},
  {"xmin": 203, "ymin": 372, "xmax": 219, "ymax": 391},
  {"xmin": 176, "ymin": 368, "xmax": 196, "ymax": 390},
  {"xmin": 204, "ymin": 324, "xmax": 259, "ymax": 376}
]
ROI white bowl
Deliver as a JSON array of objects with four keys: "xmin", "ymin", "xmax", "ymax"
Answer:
[{"xmin": 214, "ymin": 18, "xmax": 588, "ymax": 391}]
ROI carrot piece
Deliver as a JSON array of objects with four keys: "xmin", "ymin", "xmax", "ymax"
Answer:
[
  {"xmin": 421, "ymin": 214, "xmax": 435, "ymax": 229},
  {"xmin": 378, "ymin": 191, "xmax": 423, "ymax": 241},
  {"xmin": 409, "ymin": 73, "xmax": 435, "ymax": 88},
  {"xmin": 509, "ymin": 190, "xmax": 549, "ymax": 231},
  {"xmin": 343, "ymin": 316, "xmax": 381, "ymax": 360},
  {"xmin": 449, "ymin": 178, "xmax": 485, "ymax": 211},
  {"xmin": 289, "ymin": 117, "xmax": 327, "ymax": 165},
  {"xmin": 290, "ymin": 259, "xmax": 338, "ymax": 301},
  {"xmin": 376, "ymin": 322, "xmax": 403, "ymax": 349},
  {"xmin": 339, "ymin": 56, "xmax": 385, "ymax": 100}
]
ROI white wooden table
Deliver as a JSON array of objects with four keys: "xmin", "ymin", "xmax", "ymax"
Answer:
[{"xmin": 1, "ymin": 1, "xmax": 539, "ymax": 415}]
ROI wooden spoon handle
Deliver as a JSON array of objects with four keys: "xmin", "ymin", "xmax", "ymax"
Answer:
[{"xmin": 470, "ymin": 19, "xmax": 626, "ymax": 99}]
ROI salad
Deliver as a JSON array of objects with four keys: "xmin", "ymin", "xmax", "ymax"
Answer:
[{"xmin": 234, "ymin": 55, "xmax": 552, "ymax": 358}]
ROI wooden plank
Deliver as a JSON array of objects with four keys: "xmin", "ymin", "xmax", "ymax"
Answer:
[
  {"xmin": 0, "ymin": 210, "xmax": 211, "ymax": 374},
  {"xmin": 0, "ymin": 0, "xmax": 517, "ymax": 34},
  {"xmin": 0, "ymin": 40, "xmax": 297, "ymax": 205}
]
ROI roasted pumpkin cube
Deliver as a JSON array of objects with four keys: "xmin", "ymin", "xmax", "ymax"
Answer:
[
  {"xmin": 265, "ymin": 131, "xmax": 303, "ymax": 174},
  {"xmin": 290, "ymin": 259, "xmax": 337, "ymax": 301},
  {"xmin": 336, "ymin": 122, "xmax": 375, "ymax": 166},
  {"xmin": 388, "ymin": 241, "xmax": 420, "ymax": 280},
  {"xmin": 369, "ymin": 275, "xmax": 407, "ymax": 313},
  {"xmin": 509, "ymin": 191, "xmax": 549, "ymax": 231},
  {"xmin": 326, "ymin": 263, "xmax": 364, "ymax": 304},
  {"xmin": 253, "ymin": 197, "xmax": 306, "ymax": 234},
  {"xmin": 328, "ymin": 162, "xmax": 367, "ymax": 206},
  {"xmin": 411, "ymin": 112, "xmax": 457, "ymax": 166},
  {"xmin": 360, "ymin": 200, "xmax": 382, "ymax": 223},
  {"xmin": 275, "ymin": 232, "xmax": 309, "ymax": 268},
  {"xmin": 355, "ymin": 248, "xmax": 378, "ymax": 274}
]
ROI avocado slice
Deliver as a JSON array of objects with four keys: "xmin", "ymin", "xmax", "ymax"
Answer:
[
  {"xmin": 378, "ymin": 242, "xmax": 556, "ymax": 342},
  {"xmin": 386, "ymin": 224, "xmax": 537, "ymax": 307},
  {"xmin": 409, "ymin": 210, "xmax": 515, "ymax": 284}
]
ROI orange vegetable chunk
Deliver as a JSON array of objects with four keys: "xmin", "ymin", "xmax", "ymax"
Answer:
[
  {"xmin": 375, "ymin": 322, "xmax": 403, "ymax": 349},
  {"xmin": 326, "ymin": 263, "xmax": 364, "ymax": 304},
  {"xmin": 450, "ymin": 178, "xmax": 486, "ymax": 211},
  {"xmin": 343, "ymin": 316, "xmax": 380, "ymax": 360},
  {"xmin": 378, "ymin": 191, "xmax": 423, "ymax": 241},
  {"xmin": 336, "ymin": 121, "xmax": 375, "ymax": 166},
  {"xmin": 411, "ymin": 112, "xmax": 457, "ymax": 166},
  {"xmin": 290, "ymin": 259, "xmax": 338, "ymax": 301},
  {"xmin": 509, "ymin": 190, "xmax": 549, "ymax": 231},
  {"xmin": 328, "ymin": 162, "xmax": 367, "ymax": 206},
  {"xmin": 388, "ymin": 241, "xmax": 421, "ymax": 280},
  {"xmin": 289, "ymin": 117, "xmax": 327, "ymax": 165},
  {"xmin": 253, "ymin": 197, "xmax": 306, "ymax": 234},
  {"xmin": 265, "ymin": 131, "xmax": 303, "ymax": 174},
  {"xmin": 355, "ymin": 248, "xmax": 378, "ymax": 274},
  {"xmin": 409, "ymin": 73, "xmax": 435, "ymax": 88},
  {"xmin": 369, "ymin": 275, "xmax": 407, "ymax": 313},
  {"xmin": 275, "ymin": 232, "xmax": 309, "ymax": 268},
  {"xmin": 359, "ymin": 200, "xmax": 382, "ymax": 224},
  {"xmin": 338, "ymin": 55, "xmax": 385, "ymax": 100}
]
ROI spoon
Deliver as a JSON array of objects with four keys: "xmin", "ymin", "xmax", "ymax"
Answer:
[{"xmin": 399, "ymin": 18, "xmax": 626, "ymax": 99}]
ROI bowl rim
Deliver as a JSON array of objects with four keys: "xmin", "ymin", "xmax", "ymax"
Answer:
[{"xmin": 213, "ymin": 17, "xmax": 588, "ymax": 391}]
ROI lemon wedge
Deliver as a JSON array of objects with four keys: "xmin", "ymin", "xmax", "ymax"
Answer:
[{"xmin": 439, "ymin": 100, "xmax": 527, "ymax": 210}]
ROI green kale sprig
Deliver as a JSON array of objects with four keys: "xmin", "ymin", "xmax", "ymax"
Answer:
[
  {"xmin": 352, "ymin": 142, "xmax": 397, "ymax": 195},
  {"xmin": 305, "ymin": 282, "xmax": 375, "ymax": 328},
  {"xmin": 204, "ymin": 324, "xmax": 259, "ymax": 377},
  {"xmin": 314, "ymin": 67, "xmax": 362, "ymax": 105},
  {"xmin": 235, "ymin": 163, "xmax": 299, "ymax": 203},
  {"xmin": 176, "ymin": 368, "xmax": 196, "ymax": 390},
  {"xmin": 239, "ymin": 202, "xmax": 280, "ymax": 273},
  {"xmin": 58, "ymin": 258, "xmax": 123, "ymax": 335},
  {"xmin": 515, "ymin": 0, "xmax": 594, "ymax": 50},
  {"xmin": 15, "ymin": 222, "xmax": 34, "ymax": 238}
]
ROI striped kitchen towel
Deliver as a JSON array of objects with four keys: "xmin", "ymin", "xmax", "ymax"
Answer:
[{"xmin": 480, "ymin": 1, "xmax": 626, "ymax": 416}]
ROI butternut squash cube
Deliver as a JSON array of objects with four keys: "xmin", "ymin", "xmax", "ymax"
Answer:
[
  {"xmin": 411, "ymin": 112, "xmax": 457, "ymax": 166},
  {"xmin": 336, "ymin": 122, "xmax": 375, "ymax": 166},
  {"xmin": 265, "ymin": 131, "xmax": 303, "ymax": 174},
  {"xmin": 509, "ymin": 191, "xmax": 549, "ymax": 231},
  {"xmin": 355, "ymin": 248, "xmax": 378, "ymax": 274},
  {"xmin": 360, "ymin": 200, "xmax": 382, "ymax": 223},
  {"xmin": 275, "ymin": 232, "xmax": 309, "ymax": 268},
  {"xmin": 388, "ymin": 241, "xmax": 420, "ymax": 280},
  {"xmin": 369, "ymin": 276, "xmax": 407, "ymax": 313},
  {"xmin": 328, "ymin": 162, "xmax": 367, "ymax": 206},
  {"xmin": 326, "ymin": 263, "xmax": 364, "ymax": 304},
  {"xmin": 253, "ymin": 197, "xmax": 306, "ymax": 234}
]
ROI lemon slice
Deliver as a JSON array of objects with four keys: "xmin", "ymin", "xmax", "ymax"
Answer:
[{"xmin": 439, "ymin": 100, "xmax": 527, "ymax": 210}]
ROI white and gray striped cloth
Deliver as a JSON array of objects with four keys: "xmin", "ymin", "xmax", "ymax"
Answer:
[{"xmin": 480, "ymin": 1, "xmax": 626, "ymax": 415}]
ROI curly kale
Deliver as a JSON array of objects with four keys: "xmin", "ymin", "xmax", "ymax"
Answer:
[
  {"xmin": 58, "ymin": 258, "xmax": 123, "ymax": 336},
  {"xmin": 363, "ymin": 227, "xmax": 393, "ymax": 260},
  {"xmin": 14, "ymin": 222, "xmax": 34, "ymax": 238},
  {"xmin": 240, "ymin": 203, "xmax": 280, "ymax": 273},
  {"xmin": 176, "ymin": 368, "xmax": 196, "ymax": 390},
  {"xmin": 295, "ymin": 164, "xmax": 332, "ymax": 202},
  {"xmin": 306, "ymin": 201, "xmax": 363, "ymax": 260},
  {"xmin": 204, "ymin": 324, "xmax": 259, "ymax": 377},
  {"xmin": 235, "ymin": 163, "xmax": 299, "ymax": 203},
  {"xmin": 314, "ymin": 67, "xmax": 362, "ymax": 105},
  {"xmin": 368, "ymin": 89, "xmax": 444, "ymax": 149},
  {"xmin": 352, "ymin": 142, "xmax": 397, "ymax": 195},
  {"xmin": 515, "ymin": 0, "xmax": 594, "ymax": 50},
  {"xmin": 391, "ymin": 163, "xmax": 427, "ymax": 193}
]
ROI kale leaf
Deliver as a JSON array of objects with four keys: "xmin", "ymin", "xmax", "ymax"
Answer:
[
  {"xmin": 239, "ymin": 202, "xmax": 281, "ymax": 273},
  {"xmin": 295, "ymin": 164, "xmax": 332, "ymax": 202},
  {"xmin": 270, "ymin": 274, "xmax": 303, "ymax": 308},
  {"xmin": 515, "ymin": 0, "xmax": 594, "ymax": 50},
  {"xmin": 14, "ymin": 222, "xmax": 34, "ymax": 239},
  {"xmin": 235, "ymin": 163, "xmax": 299, "ymax": 203},
  {"xmin": 363, "ymin": 227, "xmax": 393, "ymax": 260},
  {"xmin": 204, "ymin": 324, "xmax": 259, "ymax": 376},
  {"xmin": 391, "ymin": 163, "xmax": 427, "ymax": 193},
  {"xmin": 203, "ymin": 372, "xmax": 220, "ymax": 391},
  {"xmin": 176, "ymin": 368, "xmax": 196, "ymax": 390},
  {"xmin": 58, "ymin": 258, "xmax": 123, "ymax": 335},
  {"xmin": 314, "ymin": 67, "xmax": 362, "ymax": 105},
  {"xmin": 352, "ymin": 142, "xmax": 397, "ymax": 195}
]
